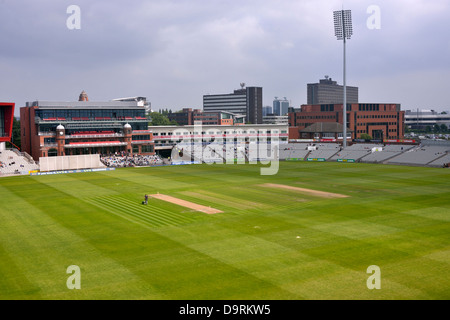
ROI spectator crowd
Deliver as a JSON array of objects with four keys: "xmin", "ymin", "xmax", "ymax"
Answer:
[{"xmin": 100, "ymin": 153, "xmax": 164, "ymax": 168}]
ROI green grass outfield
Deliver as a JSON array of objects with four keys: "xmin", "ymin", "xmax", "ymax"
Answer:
[{"xmin": 0, "ymin": 161, "xmax": 449, "ymax": 300}]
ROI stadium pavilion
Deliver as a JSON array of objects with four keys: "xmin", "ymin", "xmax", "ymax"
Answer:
[{"xmin": 20, "ymin": 91, "xmax": 155, "ymax": 161}]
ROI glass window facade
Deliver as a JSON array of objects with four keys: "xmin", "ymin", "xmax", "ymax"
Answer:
[
  {"xmin": 0, "ymin": 108, "xmax": 4, "ymax": 137},
  {"xmin": 36, "ymin": 108, "xmax": 145, "ymax": 120},
  {"xmin": 132, "ymin": 135, "xmax": 151, "ymax": 141}
]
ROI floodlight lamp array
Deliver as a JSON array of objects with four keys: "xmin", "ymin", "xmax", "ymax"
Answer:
[{"xmin": 333, "ymin": 10, "xmax": 353, "ymax": 40}]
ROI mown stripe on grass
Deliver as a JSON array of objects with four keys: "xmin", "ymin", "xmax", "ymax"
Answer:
[
  {"xmin": 114, "ymin": 196, "xmax": 194, "ymax": 222},
  {"xmin": 90, "ymin": 197, "xmax": 169, "ymax": 228},
  {"xmin": 0, "ymin": 184, "xmax": 164, "ymax": 300},
  {"xmin": 90, "ymin": 197, "xmax": 180, "ymax": 228},
  {"xmin": 86, "ymin": 195, "xmax": 201, "ymax": 228}
]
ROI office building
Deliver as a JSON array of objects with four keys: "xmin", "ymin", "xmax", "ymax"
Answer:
[
  {"xmin": 288, "ymin": 103, "xmax": 404, "ymax": 140},
  {"xmin": 307, "ymin": 76, "xmax": 358, "ymax": 105},
  {"xmin": 405, "ymin": 109, "xmax": 450, "ymax": 130},
  {"xmin": 273, "ymin": 97, "xmax": 290, "ymax": 116},
  {"xmin": 203, "ymin": 85, "xmax": 263, "ymax": 124},
  {"xmin": 263, "ymin": 115, "xmax": 289, "ymax": 125},
  {"xmin": 262, "ymin": 106, "xmax": 273, "ymax": 117}
]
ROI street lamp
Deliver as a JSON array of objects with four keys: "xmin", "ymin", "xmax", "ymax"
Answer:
[{"xmin": 333, "ymin": 9, "xmax": 353, "ymax": 148}]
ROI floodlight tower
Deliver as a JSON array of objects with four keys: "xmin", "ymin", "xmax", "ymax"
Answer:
[{"xmin": 333, "ymin": 9, "xmax": 353, "ymax": 148}]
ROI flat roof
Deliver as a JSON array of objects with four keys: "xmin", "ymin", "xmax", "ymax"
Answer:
[{"xmin": 26, "ymin": 100, "xmax": 142, "ymax": 109}]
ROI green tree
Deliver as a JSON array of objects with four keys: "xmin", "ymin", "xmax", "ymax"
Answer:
[
  {"xmin": 433, "ymin": 124, "xmax": 440, "ymax": 133},
  {"xmin": 7, "ymin": 117, "xmax": 21, "ymax": 150},
  {"xmin": 440, "ymin": 124, "xmax": 448, "ymax": 133},
  {"xmin": 360, "ymin": 133, "xmax": 372, "ymax": 140},
  {"xmin": 148, "ymin": 112, "xmax": 173, "ymax": 126}
]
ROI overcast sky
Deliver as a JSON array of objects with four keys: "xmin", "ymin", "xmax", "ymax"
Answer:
[{"xmin": 1, "ymin": 0, "xmax": 449, "ymax": 116}]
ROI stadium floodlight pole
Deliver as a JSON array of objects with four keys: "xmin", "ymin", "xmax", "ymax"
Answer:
[{"xmin": 333, "ymin": 9, "xmax": 353, "ymax": 148}]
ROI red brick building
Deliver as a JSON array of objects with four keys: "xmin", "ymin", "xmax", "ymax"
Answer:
[{"xmin": 288, "ymin": 103, "xmax": 405, "ymax": 141}]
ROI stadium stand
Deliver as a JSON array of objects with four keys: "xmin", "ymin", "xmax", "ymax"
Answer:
[
  {"xmin": 0, "ymin": 149, "xmax": 39, "ymax": 176},
  {"xmin": 307, "ymin": 143, "xmax": 341, "ymax": 160},
  {"xmin": 147, "ymin": 140, "xmax": 450, "ymax": 168},
  {"xmin": 2, "ymin": 140, "xmax": 449, "ymax": 177},
  {"xmin": 330, "ymin": 143, "xmax": 383, "ymax": 162},
  {"xmin": 360, "ymin": 144, "xmax": 415, "ymax": 163},
  {"xmin": 428, "ymin": 153, "xmax": 450, "ymax": 167},
  {"xmin": 100, "ymin": 154, "xmax": 164, "ymax": 168},
  {"xmin": 279, "ymin": 143, "xmax": 310, "ymax": 160},
  {"xmin": 386, "ymin": 144, "xmax": 450, "ymax": 166}
]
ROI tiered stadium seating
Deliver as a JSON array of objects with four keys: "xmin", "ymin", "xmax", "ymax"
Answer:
[
  {"xmin": 360, "ymin": 144, "xmax": 415, "ymax": 163},
  {"xmin": 307, "ymin": 143, "xmax": 341, "ymax": 160},
  {"xmin": 329, "ymin": 143, "xmax": 381, "ymax": 161},
  {"xmin": 387, "ymin": 145, "xmax": 450, "ymax": 166},
  {"xmin": 0, "ymin": 150, "xmax": 39, "ymax": 176},
  {"xmin": 279, "ymin": 143, "xmax": 310, "ymax": 160},
  {"xmin": 428, "ymin": 153, "xmax": 450, "ymax": 167}
]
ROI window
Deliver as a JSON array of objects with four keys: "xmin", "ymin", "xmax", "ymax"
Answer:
[
  {"xmin": 48, "ymin": 149, "xmax": 58, "ymax": 157},
  {"xmin": 141, "ymin": 145, "xmax": 154, "ymax": 153},
  {"xmin": 132, "ymin": 135, "xmax": 150, "ymax": 141},
  {"xmin": 0, "ymin": 108, "xmax": 4, "ymax": 137}
]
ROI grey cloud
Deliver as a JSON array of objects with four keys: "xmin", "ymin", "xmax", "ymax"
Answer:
[{"xmin": 0, "ymin": 0, "xmax": 449, "ymax": 114}]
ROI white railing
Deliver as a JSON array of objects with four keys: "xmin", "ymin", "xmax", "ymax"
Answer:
[
  {"xmin": 64, "ymin": 142, "xmax": 128, "ymax": 148},
  {"xmin": 67, "ymin": 133, "xmax": 124, "ymax": 139}
]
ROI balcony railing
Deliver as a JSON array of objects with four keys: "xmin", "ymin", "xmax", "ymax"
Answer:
[
  {"xmin": 64, "ymin": 141, "xmax": 128, "ymax": 148},
  {"xmin": 67, "ymin": 133, "xmax": 125, "ymax": 139},
  {"xmin": 36, "ymin": 117, "xmax": 148, "ymax": 123}
]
